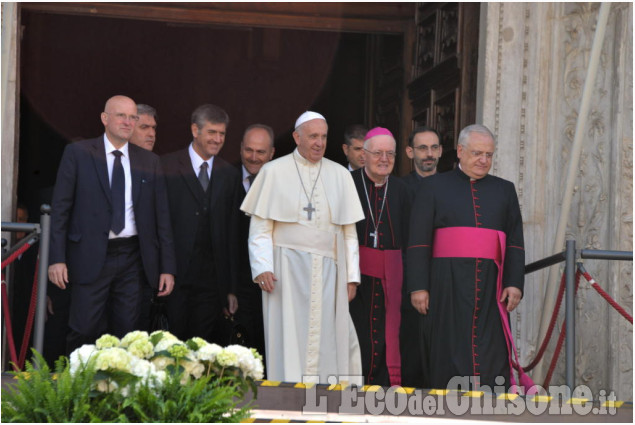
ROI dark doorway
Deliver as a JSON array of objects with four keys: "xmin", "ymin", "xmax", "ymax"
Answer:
[{"xmin": 18, "ymin": 10, "xmax": 402, "ymax": 211}]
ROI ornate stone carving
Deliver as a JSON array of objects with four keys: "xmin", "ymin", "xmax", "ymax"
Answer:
[{"xmin": 480, "ymin": 2, "xmax": 632, "ymax": 400}]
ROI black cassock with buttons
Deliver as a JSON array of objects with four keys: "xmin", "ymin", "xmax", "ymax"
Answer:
[
  {"xmin": 407, "ymin": 167, "xmax": 525, "ymax": 390},
  {"xmin": 350, "ymin": 168, "xmax": 411, "ymax": 387}
]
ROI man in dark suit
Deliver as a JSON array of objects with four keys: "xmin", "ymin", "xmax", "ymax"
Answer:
[
  {"xmin": 400, "ymin": 126, "xmax": 442, "ymax": 388},
  {"xmin": 402, "ymin": 126, "xmax": 443, "ymax": 194},
  {"xmin": 48, "ymin": 95, "xmax": 176, "ymax": 353},
  {"xmin": 161, "ymin": 104, "xmax": 242, "ymax": 342},
  {"xmin": 235, "ymin": 124, "xmax": 274, "ymax": 360},
  {"xmin": 342, "ymin": 124, "xmax": 367, "ymax": 171}
]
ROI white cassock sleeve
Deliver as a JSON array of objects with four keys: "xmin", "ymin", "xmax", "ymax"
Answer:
[
  {"xmin": 343, "ymin": 223, "xmax": 361, "ymax": 284},
  {"xmin": 248, "ymin": 215, "xmax": 275, "ymax": 281}
]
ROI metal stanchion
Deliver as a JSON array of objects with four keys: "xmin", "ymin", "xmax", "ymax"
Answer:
[
  {"xmin": 33, "ymin": 205, "xmax": 51, "ymax": 355},
  {"xmin": 565, "ymin": 239, "xmax": 576, "ymax": 392}
]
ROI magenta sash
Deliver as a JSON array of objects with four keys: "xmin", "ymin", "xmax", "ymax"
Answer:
[
  {"xmin": 359, "ymin": 246, "xmax": 402, "ymax": 386},
  {"xmin": 432, "ymin": 226, "xmax": 535, "ymax": 394}
]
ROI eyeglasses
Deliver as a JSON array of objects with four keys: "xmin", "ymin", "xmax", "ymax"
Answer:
[
  {"xmin": 470, "ymin": 150, "xmax": 494, "ymax": 160},
  {"xmin": 364, "ymin": 149, "xmax": 396, "ymax": 159},
  {"xmin": 106, "ymin": 112, "xmax": 140, "ymax": 123},
  {"xmin": 414, "ymin": 144, "xmax": 440, "ymax": 152}
]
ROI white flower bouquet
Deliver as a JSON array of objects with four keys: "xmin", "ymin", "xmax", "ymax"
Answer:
[
  {"xmin": 2, "ymin": 331, "xmax": 263, "ymax": 422},
  {"xmin": 69, "ymin": 331, "xmax": 264, "ymax": 395}
]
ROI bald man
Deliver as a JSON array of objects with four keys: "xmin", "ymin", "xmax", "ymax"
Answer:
[{"xmin": 49, "ymin": 95, "xmax": 176, "ymax": 353}]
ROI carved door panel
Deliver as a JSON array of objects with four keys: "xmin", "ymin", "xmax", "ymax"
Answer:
[
  {"xmin": 367, "ymin": 34, "xmax": 405, "ymax": 172},
  {"xmin": 408, "ymin": 2, "xmax": 480, "ymax": 172}
]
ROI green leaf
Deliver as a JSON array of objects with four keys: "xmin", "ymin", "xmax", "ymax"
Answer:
[
  {"xmin": 185, "ymin": 338, "xmax": 200, "ymax": 351},
  {"xmin": 149, "ymin": 332, "xmax": 164, "ymax": 346}
]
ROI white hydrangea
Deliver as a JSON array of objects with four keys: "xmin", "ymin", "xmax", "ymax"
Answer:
[
  {"xmin": 69, "ymin": 344, "xmax": 98, "ymax": 375},
  {"xmin": 181, "ymin": 359, "xmax": 205, "ymax": 379},
  {"xmin": 224, "ymin": 344, "xmax": 264, "ymax": 379},
  {"xmin": 154, "ymin": 336, "xmax": 182, "ymax": 353},
  {"xmin": 129, "ymin": 356, "xmax": 155, "ymax": 379},
  {"xmin": 188, "ymin": 337, "xmax": 208, "ymax": 350},
  {"xmin": 128, "ymin": 339, "xmax": 154, "ymax": 359},
  {"xmin": 149, "ymin": 369, "xmax": 167, "ymax": 389},
  {"xmin": 196, "ymin": 343, "xmax": 223, "ymax": 362},
  {"xmin": 216, "ymin": 349, "xmax": 239, "ymax": 368},
  {"xmin": 120, "ymin": 331, "xmax": 150, "ymax": 348},
  {"xmin": 72, "ymin": 332, "xmax": 265, "ymax": 398},
  {"xmin": 94, "ymin": 347, "xmax": 132, "ymax": 373},
  {"xmin": 151, "ymin": 355, "xmax": 175, "ymax": 371},
  {"xmin": 150, "ymin": 330, "xmax": 179, "ymax": 342},
  {"xmin": 250, "ymin": 358, "xmax": 264, "ymax": 380},
  {"xmin": 95, "ymin": 334, "xmax": 121, "ymax": 349}
]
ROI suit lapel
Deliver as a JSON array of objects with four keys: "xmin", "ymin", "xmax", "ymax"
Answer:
[
  {"xmin": 129, "ymin": 145, "xmax": 142, "ymax": 206},
  {"xmin": 91, "ymin": 136, "xmax": 112, "ymax": 205},
  {"xmin": 178, "ymin": 149, "xmax": 205, "ymax": 203}
]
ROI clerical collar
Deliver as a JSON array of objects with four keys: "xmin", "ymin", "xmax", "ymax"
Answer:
[
  {"xmin": 458, "ymin": 163, "xmax": 476, "ymax": 182},
  {"xmin": 293, "ymin": 148, "xmax": 320, "ymax": 167},
  {"xmin": 363, "ymin": 169, "xmax": 388, "ymax": 187}
]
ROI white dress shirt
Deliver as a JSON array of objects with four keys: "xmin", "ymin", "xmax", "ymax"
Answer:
[
  {"xmin": 189, "ymin": 143, "xmax": 214, "ymax": 181},
  {"xmin": 242, "ymin": 165, "xmax": 252, "ymax": 192},
  {"xmin": 104, "ymin": 135, "xmax": 137, "ymax": 239}
]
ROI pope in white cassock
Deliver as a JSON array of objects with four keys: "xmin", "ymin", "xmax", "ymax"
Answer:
[{"xmin": 240, "ymin": 111, "xmax": 364, "ymax": 385}]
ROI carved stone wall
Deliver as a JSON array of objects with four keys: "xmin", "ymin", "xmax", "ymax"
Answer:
[{"xmin": 479, "ymin": 2, "xmax": 632, "ymax": 400}]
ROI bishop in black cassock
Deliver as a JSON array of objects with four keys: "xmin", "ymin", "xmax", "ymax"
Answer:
[
  {"xmin": 349, "ymin": 128, "xmax": 411, "ymax": 387},
  {"xmin": 407, "ymin": 124, "xmax": 525, "ymax": 391}
]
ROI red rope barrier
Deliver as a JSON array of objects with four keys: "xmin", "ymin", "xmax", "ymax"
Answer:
[
  {"xmin": 579, "ymin": 269, "xmax": 633, "ymax": 324},
  {"xmin": 1, "ymin": 242, "xmax": 33, "ymax": 271},
  {"xmin": 508, "ymin": 262, "xmax": 631, "ymax": 386},
  {"xmin": 516, "ymin": 273, "xmax": 567, "ymax": 372},
  {"xmin": 543, "ymin": 271, "xmax": 582, "ymax": 387},
  {"xmin": 1, "ymin": 241, "xmax": 40, "ymax": 370},
  {"xmin": 18, "ymin": 257, "xmax": 40, "ymax": 369},
  {"xmin": 544, "ymin": 317, "xmax": 567, "ymax": 388},
  {"xmin": 1, "ymin": 279, "xmax": 20, "ymax": 371}
]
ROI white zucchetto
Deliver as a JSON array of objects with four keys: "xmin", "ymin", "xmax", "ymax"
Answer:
[{"xmin": 294, "ymin": 111, "xmax": 326, "ymax": 129}]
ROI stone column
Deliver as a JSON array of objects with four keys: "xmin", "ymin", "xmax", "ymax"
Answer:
[
  {"xmin": 1, "ymin": 3, "xmax": 19, "ymax": 227},
  {"xmin": 478, "ymin": 2, "xmax": 632, "ymax": 400}
]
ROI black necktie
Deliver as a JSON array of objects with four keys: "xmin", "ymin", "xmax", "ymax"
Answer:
[
  {"xmin": 247, "ymin": 173, "xmax": 256, "ymax": 187},
  {"xmin": 199, "ymin": 162, "xmax": 209, "ymax": 191},
  {"xmin": 111, "ymin": 150, "xmax": 125, "ymax": 235}
]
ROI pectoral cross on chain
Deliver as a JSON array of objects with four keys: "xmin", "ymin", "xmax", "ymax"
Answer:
[
  {"xmin": 303, "ymin": 202, "xmax": 316, "ymax": 220},
  {"xmin": 370, "ymin": 231, "xmax": 378, "ymax": 248}
]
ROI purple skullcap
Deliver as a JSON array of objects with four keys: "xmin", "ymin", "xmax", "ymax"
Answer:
[{"xmin": 364, "ymin": 127, "xmax": 394, "ymax": 141}]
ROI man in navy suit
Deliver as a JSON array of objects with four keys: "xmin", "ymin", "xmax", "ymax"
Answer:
[
  {"xmin": 49, "ymin": 95, "xmax": 176, "ymax": 353},
  {"xmin": 161, "ymin": 104, "xmax": 242, "ymax": 342},
  {"xmin": 235, "ymin": 124, "xmax": 275, "ymax": 360}
]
